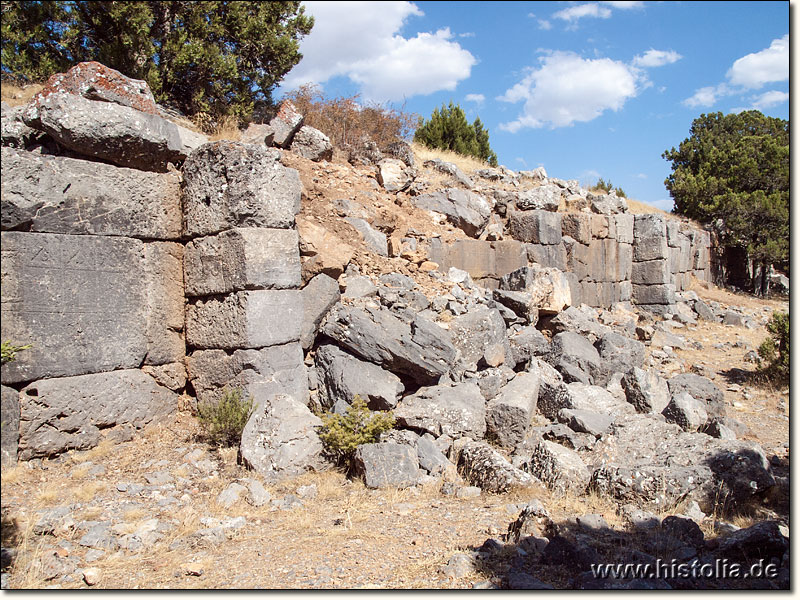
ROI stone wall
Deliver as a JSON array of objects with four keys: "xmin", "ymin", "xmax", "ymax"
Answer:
[{"xmin": 426, "ymin": 210, "xmax": 712, "ymax": 312}]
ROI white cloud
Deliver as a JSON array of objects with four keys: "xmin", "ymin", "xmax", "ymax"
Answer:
[
  {"xmin": 553, "ymin": 3, "xmax": 612, "ymax": 22},
  {"xmin": 600, "ymin": 1, "xmax": 645, "ymax": 8},
  {"xmin": 632, "ymin": 49, "xmax": 682, "ymax": 68},
  {"xmin": 751, "ymin": 90, "xmax": 789, "ymax": 110},
  {"xmin": 282, "ymin": 1, "xmax": 475, "ymax": 101},
  {"xmin": 458, "ymin": 32, "xmax": 475, "ymax": 38},
  {"xmin": 538, "ymin": 19, "xmax": 553, "ymax": 30},
  {"xmin": 465, "ymin": 93, "xmax": 485, "ymax": 104},
  {"xmin": 498, "ymin": 51, "xmax": 645, "ymax": 131},
  {"xmin": 683, "ymin": 84, "xmax": 729, "ymax": 108},
  {"xmin": 634, "ymin": 173, "xmax": 647, "ymax": 179},
  {"xmin": 727, "ymin": 35, "xmax": 789, "ymax": 89}
]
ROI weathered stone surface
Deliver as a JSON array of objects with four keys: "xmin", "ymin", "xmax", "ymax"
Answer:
[
  {"xmin": 184, "ymin": 228, "xmax": 300, "ymax": 296},
  {"xmin": 297, "ymin": 218, "xmax": 355, "ymax": 283},
  {"xmin": 290, "ymin": 125, "xmax": 332, "ymax": 161},
  {"xmin": 240, "ymin": 123, "xmax": 275, "ymax": 146},
  {"xmin": 561, "ymin": 214, "xmax": 592, "ymax": 245},
  {"xmin": 457, "ymin": 440, "xmax": 535, "ymax": 493},
  {"xmin": 516, "ymin": 185, "xmax": 561, "ymax": 211},
  {"xmin": 240, "ymin": 393, "xmax": 324, "ymax": 481},
  {"xmin": 589, "ymin": 414, "xmax": 774, "ymax": 511},
  {"xmin": 377, "ymin": 158, "xmax": 412, "ymax": 192},
  {"xmin": 594, "ymin": 332, "xmax": 645, "ymax": 377},
  {"xmin": 416, "ymin": 435, "xmax": 451, "ymax": 474},
  {"xmin": 1, "ymin": 385, "xmax": 19, "ymax": 466},
  {"xmin": 621, "ymin": 367, "xmax": 670, "ymax": 414},
  {"xmin": 187, "ymin": 342, "xmax": 307, "ymax": 406},
  {"xmin": 33, "ymin": 61, "xmax": 159, "ymax": 114},
  {"xmin": 524, "ymin": 440, "xmax": 590, "ymax": 493},
  {"xmin": 492, "ymin": 289, "xmax": 537, "ymax": 324},
  {"xmin": 315, "ymin": 344, "xmax": 403, "ymax": 411},
  {"xmin": 423, "ymin": 158, "xmax": 473, "ymax": 188},
  {"xmin": 141, "ymin": 362, "xmax": 186, "ymax": 391},
  {"xmin": 508, "ymin": 210, "xmax": 562, "ymax": 245},
  {"xmin": 1, "ymin": 103, "xmax": 42, "ymax": 148},
  {"xmin": 269, "ymin": 100, "xmax": 304, "ymax": 148},
  {"xmin": 559, "ymin": 408, "xmax": 613, "ymax": 437},
  {"xmin": 547, "ymin": 306, "xmax": 612, "ymax": 342},
  {"xmin": 394, "ymin": 382, "xmax": 486, "ymax": 439},
  {"xmin": 526, "ymin": 242, "xmax": 568, "ymax": 271},
  {"xmin": 18, "ymin": 370, "xmax": 176, "ymax": 459},
  {"xmin": 185, "ymin": 290, "xmax": 302, "ymax": 350},
  {"xmin": 613, "ymin": 214, "xmax": 635, "ymax": 244},
  {"xmin": 182, "ymin": 142, "xmax": 301, "ymax": 237},
  {"xmin": 1, "ymin": 232, "xmax": 147, "ymax": 384},
  {"xmin": 566, "ymin": 382, "xmax": 633, "ymax": 416},
  {"xmin": 23, "ymin": 93, "xmax": 204, "ymax": 171},
  {"xmin": 662, "ymin": 392, "xmax": 708, "ymax": 432},
  {"xmin": 300, "ymin": 273, "xmax": 341, "ymax": 350},
  {"xmin": 321, "ymin": 304, "xmax": 457, "ymax": 384},
  {"xmin": 449, "ymin": 306, "xmax": 508, "ymax": 370},
  {"xmin": 666, "ymin": 373, "xmax": 725, "ymax": 421},
  {"xmin": 354, "ymin": 443, "xmax": 420, "ymax": 489},
  {"xmin": 1, "ymin": 147, "xmax": 182, "ymax": 238},
  {"xmin": 536, "ymin": 359, "xmax": 574, "ymax": 420},
  {"xmin": 428, "ymin": 239, "xmax": 527, "ymax": 283},
  {"xmin": 413, "ymin": 188, "xmax": 491, "ymax": 237},
  {"xmin": 633, "ymin": 214, "xmax": 668, "ymax": 261},
  {"xmin": 500, "ymin": 265, "xmax": 571, "ymax": 314},
  {"xmin": 632, "ymin": 283, "xmax": 675, "ymax": 305},
  {"xmin": 383, "ymin": 141, "xmax": 415, "ymax": 168},
  {"xmin": 144, "ymin": 242, "xmax": 185, "ymax": 365},
  {"xmin": 486, "ymin": 371, "xmax": 541, "ymax": 448},
  {"xmin": 716, "ymin": 521, "xmax": 788, "ymax": 563},
  {"xmin": 345, "ymin": 217, "xmax": 388, "ymax": 256},
  {"xmin": 546, "ymin": 332, "xmax": 605, "ymax": 386},
  {"xmin": 631, "ymin": 259, "xmax": 670, "ymax": 285},
  {"xmin": 508, "ymin": 326, "xmax": 550, "ymax": 368}
]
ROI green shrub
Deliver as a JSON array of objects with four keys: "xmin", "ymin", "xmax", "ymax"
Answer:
[
  {"xmin": 1, "ymin": 340, "xmax": 32, "ymax": 365},
  {"xmin": 758, "ymin": 311, "xmax": 789, "ymax": 380},
  {"xmin": 317, "ymin": 396, "xmax": 395, "ymax": 467},
  {"xmin": 197, "ymin": 387, "xmax": 255, "ymax": 447},
  {"xmin": 593, "ymin": 177, "xmax": 627, "ymax": 198},
  {"xmin": 414, "ymin": 102, "xmax": 498, "ymax": 166}
]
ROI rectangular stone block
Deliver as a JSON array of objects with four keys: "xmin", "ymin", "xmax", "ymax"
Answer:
[
  {"xmin": 591, "ymin": 214, "xmax": 609, "ymax": 239},
  {"xmin": 1, "ymin": 232, "xmax": 147, "ymax": 384},
  {"xmin": 18, "ymin": 369, "xmax": 176, "ymax": 460},
  {"xmin": 632, "ymin": 259, "xmax": 670, "ymax": 285},
  {"xmin": 564, "ymin": 272, "xmax": 583, "ymax": 306},
  {"xmin": 508, "ymin": 210, "xmax": 562, "ymax": 245},
  {"xmin": 527, "ymin": 242, "xmax": 567, "ymax": 271},
  {"xmin": 184, "ymin": 228, "xmax": 301, "ymax": 296},
  {"xmin": 580, "ymin": 281, "xmax": 600, "ymax": 307},
  {"xmin": 633, "ymin": 214, "xmax": 668, "ymax": 261},
  {"xmin": 187, "ymin": 342, "xmax": 307, "ymax": 406},
  {"xmin": 619, "ymin": 280, "xmax": 632, "ymax": 302},
  {"xmin": 1, "ymin": 147, "xmax": 182, "ymax": 239},
  {"xmin": 613, "ymin": 214, "xmax": 635, "ymax": 244},
  {"xmin": 666, "ymin": 219, "xmax": 681, "ymax": 247},
  {"xmin": 567, "ymin": 241, "xmax": 591, "ymax": 280},
  {"xmin": 144, "ymin": 242, "xmax": 185, "ymax": 366},
  {"xmin": 428, "ymin": 239, "xmax": 526, "ymax": 282},
  {"xmin": 587, "ymin": 239, "xmax": 620, "ymax": 283},
  {"xmin": 561, "ymin": 214, "xmax": 591, "ymax": 244},
  {"xmin": 618, "ymin": 243, "xmax": 633, "ymax": 281},
  {"xmin": 185, "ymin": 290, "xmax": 302, "ymax": 350},
  {"xmin": 493, "ymin": 240, "xmax": 529, "ymax": 278},
  {"xmin": 632, "ymin": 283, "xmax": 676, "ymax": 305}
]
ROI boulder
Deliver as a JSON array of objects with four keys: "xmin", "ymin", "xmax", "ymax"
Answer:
[
  {"xmin": 394, "ymin": 382, "xmax": 486, "ymax": 439},
  {"xmin": 315, "ymin": 344, "xmax": 403, "ymax": 411},
  {"xmin": 377, "ymin": 158, "xmax": 412, "ymax": 192},
  {"xmin": 1, "ymin": 147, "xmax": 182, "ymax": 238},
  {"xmin": 300, "ymin": 274, "xmax": 341, "ymax": 350},
  {"xmin": 268, "ymin": 100, "xmax": 304, "ymax": 148},
  {"xmin": 240, "ymin": 393, "xmax": 325, "ymax": 481},
  {"xmin": 415, "ymin": 435, "xmax": 452, "ymax": 475},
  {"xmin": 184, "ymin": 228, "xmax": 301, "ymax": 296},
  {"xmin": 297, "ymin": 218, "xmax": 355, "ymax": 282},
  {"xmin": 662, "ymin": 392, "xmax": 708, "ymax": 432},
  {"xmin": 594, "ymin": 332, "xmax": 645, "ymax": 376},
  {"xmin": 290, "ymin": 125, "xmax": 332, "ymax": 161},
  {"xmin": 666, "ymin": 373, "xmax": 726, "ymax": 421},
  {"xmin": 500, "ymin": 265, "xmax": 572, "ymax": 314},
  {"xmin": 1, "ymin": 102, "xmax": 43, "ymax": 148},
  {"xmin": 546, "ymin": 332, "xmax": 606, "ymax": 386},
  {"xmin": 716, "ymin": 521, "xmax": 788, "ymax": 563},
  {"xmin": 240, "ymin": 123, "xmax": 275, "ymax": 146},
  {"xmin": 354, "ymin": 443, "xmax": 420, "ymax": 489},
  {"xmin": 486, "ymin": 371, "xmax": 541, "ymax": 448},
  {"xmin": 516, "ymin": 185, "xmax": 561, "ymax": 211},
  {"xmin": 345, "ymin": 217, "xmax": 388, "ymax": 256},
  {"xmin": 558, "ymin": 408, "xmax": 613, "ymax": 438},
  {"xmin": 508, "ymin": 326, "xmax": 550, "ymax": 368},
  {"xmin": 321, "ymin": 305, "xmax": 457, "ymax": 384},
  {"xmin": 412, "ymin": 188, "xmax": 491, "ymax": 237},
  {"xmin": 18, "ymin": 370, "xmax": 176, "ymax": 460},
  {"xmin": 546, "ymin": 306, "xmax": 612, "ymax": 342},
  {"xmin": 566, "ymin": 382, "xmax": 633, "ymax": 415},
  {"xmin": 457, "ymin": 440, "xmax": 535, "ymax": 493},
  {"xmin": 423, "ymin": 158, "xmax": 473, "ymax": 188},
  {"xmin": 449, "ymin": 306, "xmax": 508, "ymax": 370},
  {"xmin": 508, "ymin": 209, "xmax": 562, "ymax": 245},
  {"xmin": 182, "ymin": 142, "xmax": 301, "ymax": 237},
  {"xmin": 621, "ymin": 367, "xmax": 671, "ymax": 414},
  {"xmin": 535, "ymin": 359, "xmax": 575, "ymax": 421},
  {"xmin": 23, "ymin": 92, "xmax": 205, "ymax": 172},
  {"xmin": 524, "ymin": 440, "xmax": 590, "ymax": 493},
  {"xmin": 1, "ymin": 385, "xmax": 19, "ymax": 466}
]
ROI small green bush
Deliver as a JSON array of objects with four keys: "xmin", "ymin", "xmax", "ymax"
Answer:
[
  {"xmin": 1, "ymin": 340, "xmax": 32, "ymax": 364},
  {"xmin": 317, "ymin": 396, "xmax": 395, "ymax": 466},
  {"xmin": 593, "ymin": 177, "xmax": 627, "ymax": 198},
  {"xmin": 197, "ymin": 387, "xmax": 255, "ymax": 447},
  {"xmin": 758, "ymin": 311, "xmax": 789, "ymax": 380}
]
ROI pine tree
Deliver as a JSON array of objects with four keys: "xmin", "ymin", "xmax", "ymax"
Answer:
[{"xmin": 414, "ymin": 102, "xmax": 498, "ymax": 166}]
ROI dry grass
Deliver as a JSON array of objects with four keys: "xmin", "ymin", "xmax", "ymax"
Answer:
[
  {"xmin": 0, "ymin": 82, "xmax": 43, "ymax": 106},
  {"xmin": 625, "ymin": 197, "xmax": 671, "ymax": 215},
  {"xmin": 411, "ymin": 141, "xmax": 492, "ymax": 174}
]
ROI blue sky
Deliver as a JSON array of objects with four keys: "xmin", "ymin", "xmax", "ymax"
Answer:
[{"xmin": 278, "ymin": 1, "xmax": 790, "ymax": 211}]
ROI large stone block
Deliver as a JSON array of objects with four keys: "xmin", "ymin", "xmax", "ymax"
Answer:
[
  {"xmin": 633, "ymin": 214, "xmax": 668, "ymax": 261},
  {"xmin": 632, "ymin": 284, "xmax": 676, "ymax": 305},
  {"xmin": 561, "ymin": 214, "xmax": 591, "ymax": 245},
  {"xmin": 1, "ymin": 385, "xmax": 19, "ymax": 466},
  {"xmin": 1, "ymin": 147, "xmax": 182, "ymax": 239},
  {"xmin": 618, "ymin": 243, "xmax": 633, "ymax": 281},
  {"xmin": 500, "ymin": 265, "xmax": 572, "ymax": 314},
  {"xmin": 631, "ymin": 259, "xmax": 670, "ymax": 285},
  {"xmin": 526, "ymin": 243, "xmax": 567, "ymax": 271},
  {"xmin": 18, "ymin": 370, "xmax": 176, "ymax": 459},
  {"xmin": 1, "ymin": 232, "xmax": 147, "ymax": 385},
  {"xmin": 428, "ymin": 239, "xmax": 527, "ymax": 282},
  {"xmin": 449, "ymin": 306, "xmax": 508, "ymax": 370},
  {"xmin": 508, "ymin": 210, "xmax": 562, "ymax": 245},
  {"xmin": 354, "ymin": 443, "xmax": 420, "ymax": 489},
  {"xmin": 486, "ymin": 371, "xmax": 541, "ymax": 448},
  {"xmin": 613, "ymin": 214, "xmax": 635, "ymax": 244},
  {"xmin": 315, "ymin": 344, "xmax": 403, "ymax": 411},
  {"xmin": 412, "ymin": 188, "xmax": 491, "ymax": 237},
  {"xmin": 22, "ymin": 93, "xmax": 204, "ymax": 172},
  {"xmin": 182, "ymin": 142, "xmax": 301, "ymax": 237},
  {"xmin": 300, "ymin": 273, "xmax": 341, "ymax": 350},
  {"xmin": 184, "ymin": 228, "xmax": 300, "ymax": 296},
  {"xmin": 394, "ymin": 382, "xmax": 486, "ymax": 439},
  {"xmin": 516, "ymin": 184, "xmax": 561, "ymax": 211},
  {"xmin": 586, "ymin": 239, "xmax": 620, "ymax": 283},
  {"xmin": 185, "ymin": 290, "xmax": 302, "ymax": 350},
  {"xmin": 187, "ymin": 342, "xmax": 308, "ymax": 407},
  {"xmin": 144, "ymin": 242, "xmax": 185, "ymax": 365}
]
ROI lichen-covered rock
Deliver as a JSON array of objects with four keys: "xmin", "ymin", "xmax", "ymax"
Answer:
[
  {"xmin": 524, "ymin": 440, "xmax": 590, "ymax": 493},
  {"xmin": 354, "ymin": 443, "xmax": 420, "ymax": 489},
  {"xmin": 290, "ymin": 125, "xmax": 333, "ymax": 161},
  {"xmin": 394, "ymin": 382, "xmax": 486, "ymax": 439},
  {"xmin": 457, "ymin": 439, "xmax": 535, "ymax": 493}
]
